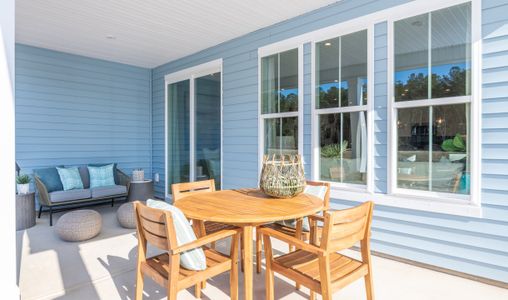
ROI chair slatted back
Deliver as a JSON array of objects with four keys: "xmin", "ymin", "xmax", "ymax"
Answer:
[
  {"xmin": 320, "ymin": 201, "xmax": 374, "ymax": 253},
  {"xmin": 134, "ymin": 201, "xmax": 177, "ymax": 251},
  {"xmin": 305, "ymin": 180, "xmax": 331, "ymax": 210},
  {"xmin": 172, "ymin": 179, "xmax": 216, "ymax": 202}
]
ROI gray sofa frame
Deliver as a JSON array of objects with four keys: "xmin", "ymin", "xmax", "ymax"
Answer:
[{"xmin": 35, "ymin": 168, "xmax": 131, "ymax": 226}]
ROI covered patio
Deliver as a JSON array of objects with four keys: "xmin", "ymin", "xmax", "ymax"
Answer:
[
  {"xmin": 17, "ymin": 204, "xmax": 508, "ymax": 300},
  {"xmin": 2, "ymin": 0, "xmax": 508, "ymax": 299}
]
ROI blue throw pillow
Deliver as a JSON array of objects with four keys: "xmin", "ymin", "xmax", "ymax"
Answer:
[
  {"xmin": 147, "ymin": 199, "xmax": 207, "ymax": 271},
  {"xmin": 34, "ymin": 167, "xmax": 64, "ymax": 192},
  {"xmin": 56, "ymin": 167, "xmax": 84, "ymax": 191},
  {"xmin": 88, "ymin": 164, "xmax": 115, "ymax": 188},
  {"xmin": 88, "ymin": 163, "xmax": 118, "ymax": 184}
]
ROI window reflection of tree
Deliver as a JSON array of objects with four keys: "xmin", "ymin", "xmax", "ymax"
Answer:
[{"xmin": 395, "ymin": 65, "xmax": 469, "ymax": 100}]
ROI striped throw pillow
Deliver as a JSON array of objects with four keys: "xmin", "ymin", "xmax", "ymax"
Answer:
[
  {"xmin": 147, "ymin": 199, "xmax": 207, "ymax": 271},
  {"xmin": 276, "ymin": 185, "xmax": 328, "ymax": 232}
]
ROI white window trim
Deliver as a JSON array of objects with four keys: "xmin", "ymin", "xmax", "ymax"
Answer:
[
  {"xmin": 257, "ymin": 43, "xmax": 304, "ymax": 178},
  {"xmin": 386, "ymin": 0, "xmax": 482, "ymax": 214},
  {"xmin": 164, "ymin": 59, "xmax": 223, "ymax": 199},
  {"xmin": 310, "ymin": 23, "xmax": 375, "ymax": 194}
]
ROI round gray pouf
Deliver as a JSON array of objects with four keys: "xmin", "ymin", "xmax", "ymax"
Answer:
[
  {"xmin": 117, "ymin": 202, "xmax": 136, "ymax": 229},
  {"xmin": 56, "ymin": 210, "xmax": 102, "ymax": 242}
]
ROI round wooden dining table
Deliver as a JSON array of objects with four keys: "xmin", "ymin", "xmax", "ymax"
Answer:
[{"xmin": 174, "ymin": 188, "xmax": 323, "ymax": 300}]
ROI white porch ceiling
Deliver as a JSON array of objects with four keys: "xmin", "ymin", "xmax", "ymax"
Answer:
[{"xmin": 16, "ymin": 0, "xmax": 340, "ymax": 68}]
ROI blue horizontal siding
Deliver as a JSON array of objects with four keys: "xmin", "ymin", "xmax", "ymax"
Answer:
[
  {"xmin": 16, "ymin": 44, "xmax": 152, "ymax": 205},
  {"xmin": 374, "ymin": 21, "xmax": 389, "ymax": 193},
  {"xmin": 151, "ymin": 0, "xmax": 508, "ymax": 283}
]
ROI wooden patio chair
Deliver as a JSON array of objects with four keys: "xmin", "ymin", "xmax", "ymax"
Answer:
[
  {"xmin": 256, "ymin": 181, "xmax": 331, "ymax": 273},
  {"xmin": 259, "ymin": 201, "xmax": 375, "ymax": 300},
  {"xmin": 172, "ymin": 179, "xmax": 237, "ymax": 249},
  {"xmin": 133, "ymin": 201, "xmax": 241, "ymax": 300}
]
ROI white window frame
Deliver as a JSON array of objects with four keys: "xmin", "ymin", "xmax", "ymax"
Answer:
[
  {"xmin": 258, "ymin": 43, "xmax": 304, "ymax": 177},
  {"xmin": 387, "ymin": 0, "xmax": 482, "ymax": 210},
  {"xmin": 248, "ymin": 0, "xmax": 480, "ymax": 217},
  {"xmin": 164, "ymin": 59, "xmax": 223, "ymax": 199},
  {"xmin": 311, "ymin": 24, "xmax": 375, "ymax": 193}
]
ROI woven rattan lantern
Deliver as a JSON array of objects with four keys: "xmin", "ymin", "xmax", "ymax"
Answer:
[{"xmin": 259, "ymin": 154, "xmax": 305, "ymax": 198}]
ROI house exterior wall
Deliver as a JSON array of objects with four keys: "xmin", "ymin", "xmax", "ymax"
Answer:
[
  {"xmin": 15, "ymin": 44, "xmax": 152, "ymax": 191},
  {"xmin": 152, "ymin": 0, "xmax": 508, "ymax": 283}
]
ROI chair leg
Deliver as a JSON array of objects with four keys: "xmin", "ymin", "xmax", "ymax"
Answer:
[
  {"xmin": 49, "ymin": 206, "xmax": 53, "ymax": 226},
  {"xmin": 263, "ymin": 234, "xmax": 274, "ymax": 300},
  {"xmin": 256, "ymin": 229, "xmax": 262, "ymax": 274},
  {"xmin": 319, "ymin": 255, "xmax": 332, "ymax": 300},
  {"xmin": 38, "ymin": 205, "xmax": 43, "ymax": 219},
  {"xmin": 309, "ymin": 291, "xmax": 315, "ymax": 300},
  {"xmin": 195, "ymin": 283, "xmax": 201, "ymax": 299},
  {"xmin": 364, "ymin": 273, "xmax": 374, "ymax": 300},
  {"xmin": 240, "ymin": 234, "xmax": 244, "ymax": 272},
  {"xmin": 230, "ymin": 233, "xmax": 239, "ymax": 300},
  {"xmin": 135, "ymin": 272, "xmax": 144, "ymax": 300}
]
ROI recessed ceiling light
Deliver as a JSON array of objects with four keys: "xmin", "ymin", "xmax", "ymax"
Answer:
[
  {"xmin": 324, "ymin": 42, "xmax": 332, "ymax": 46},
  {"xmin": 106, "ymin": 35, "xmax": 116, "ymax": 40}
]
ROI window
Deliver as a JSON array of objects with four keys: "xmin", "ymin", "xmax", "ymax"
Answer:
[
  {"xmin": 393, "ymin": 3, "xmax": 472, "ymax": 196},
  {"xmin": 314, "ymin": 29, "xmax": 369, "ymax": 186},
  {"xmin": 260, "ymin": 48, "xmax": 301, "ymax": 157}
]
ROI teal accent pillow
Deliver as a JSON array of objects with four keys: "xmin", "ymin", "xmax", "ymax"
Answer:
[
  {"xmin": 56, "ymin": 167, "xmax": 84, "ymax": 191},
  {"xmin": 88, "ymin": 164, "xmax": 115, "ymax": 188},
  {"xmin": 34, "ymin": 167, "xmax": 63, "ymax": 192},
  {"xmin": 88, "ymin": 163, "xmax": 118, "ymax": 184},
  {"xmin": 276, "ymin": 185, "xmax": 328, "ymax": 232},
  {"xmin": 147, "ymin": 199, "xmax": 206, "ymax": 271}
]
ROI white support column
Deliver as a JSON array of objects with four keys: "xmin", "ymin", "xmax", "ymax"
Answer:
[{"xmin": 0, "ymin": 0, "xmax": 19, "ymax": 297}]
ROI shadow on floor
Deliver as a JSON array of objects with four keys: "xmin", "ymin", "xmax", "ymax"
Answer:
[
  {"xmin": 18, "ymin": 203, "xmax": 136, "ymax": 299},
  {"xmin": 98, "ymin": 237, "xmax": 310, "ymax": 299}
]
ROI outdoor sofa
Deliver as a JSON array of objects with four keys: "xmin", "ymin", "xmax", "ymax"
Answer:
[{"xmin": 34, "ymin": 164, "xmax": 131, "ymax": 225}]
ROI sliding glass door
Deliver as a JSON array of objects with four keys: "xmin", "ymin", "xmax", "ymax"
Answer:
[
  {"xmin": 166, "ymin": 66, "xmax": 222, "ymax": 194},
  {"xmin": 167, "ymin": 80, "xmax": 190, "ymax": 188},
  {"xmin": 195, "ymin": 73, "xmax": 221, "ymax": 189}
]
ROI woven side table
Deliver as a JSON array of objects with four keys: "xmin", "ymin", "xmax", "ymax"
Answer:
[{"xmin": 16, "ymin": 192, "xmax": 35, "ymax": 230}]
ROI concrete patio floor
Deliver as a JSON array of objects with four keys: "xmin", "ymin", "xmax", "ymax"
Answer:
[{"xmin": 17, "ymin": 203, "xmax": 508, "ymax": 300}]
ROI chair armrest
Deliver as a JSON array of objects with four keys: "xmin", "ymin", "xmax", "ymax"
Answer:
[
  {"xmin": 172, "ymin": 228, "xmax": 241, "ymax": 254},
  {"xmin": 116, "ymin": 168, "xmax": 131, "ymax": 192},
  {"xmin": 308, "ymin": 214, "xmax": 325, "ymax": 223},
  {"xmin": 34, "ymin": 176, "xmax": 51, "ymax": 206},
  {"xmin": 258, "ymin": 227, "xmax": 324, "ymax": 255}
]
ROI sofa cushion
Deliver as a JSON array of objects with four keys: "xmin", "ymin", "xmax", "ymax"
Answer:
[
  {"xmin": 49, "ymin": 189, "xmax": 91, "ymax": 203},
  {"xmin": 88, "ymin": 163, "xmax": 118, "ymax": 184},
  {"xmin": 88, "ymin": 164, "xmax": 115, "ymax": 188},
  {"xmin": 34, "ymin": 167, "xmax": 64, "ymax": 193},
  {"xmin": 91, "ymin": 185, "xmax": 127, "ymax": 198},
  {"xmin": 147, "ymin": 199, "xmax": 206, "ymax": 271},
  {"xmin": 57, "ymin": 167, "xmax": 84, "ymax": 190}
]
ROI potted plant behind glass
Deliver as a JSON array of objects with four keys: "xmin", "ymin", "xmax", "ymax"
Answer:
[
  {"xmin": 320, "ymin": 140, "xmax": 348, "ymax": 181},
  {"xmin": 16, "ymin": 174, "xmax": 31, "ymax": 194},
  {"xmin": 441, "ymin": 133, "xmax": 469, "ymax": 194}
]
